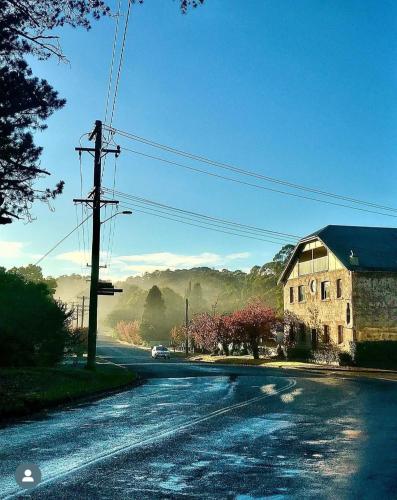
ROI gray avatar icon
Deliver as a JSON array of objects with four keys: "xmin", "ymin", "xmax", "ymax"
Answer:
[{"xmin": 15, "ymin": 463, "xmax": 42, "ymax": 489}]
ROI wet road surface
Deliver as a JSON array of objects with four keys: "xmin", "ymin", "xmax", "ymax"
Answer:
[{"xmin": 1, "ymin": 338, "xmax": 397, "ymax": 499}]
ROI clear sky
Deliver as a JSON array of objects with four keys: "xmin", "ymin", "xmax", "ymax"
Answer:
[{"xmin": 2, "ymin": 0, "xmax": 397, "ymax": 279}]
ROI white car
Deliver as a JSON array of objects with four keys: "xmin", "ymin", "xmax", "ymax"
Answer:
[{"xmin": 151, "ymin": 345, "xmax": 171, "ymax": 359}]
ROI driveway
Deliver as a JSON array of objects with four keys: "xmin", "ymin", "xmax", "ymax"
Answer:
[{"xmin": 1, "ymin": 337, "xmax": 397, "ymax": 499}]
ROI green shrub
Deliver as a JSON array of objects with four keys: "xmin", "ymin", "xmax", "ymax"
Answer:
[
  {"xmin": 311, "ymin": 343, "xmax": 340, "ymax": 365},
  {"xmin": 65, "ymin": 328, "xmax": 88, "ymax": 358},
  {"xmin": 0, "ymin": 268, "xmax": 70, "ymax": 367},
  {"xmin": 355, "ymin": 341, "xmax": 397, "ymax": 369},
  {"xmin": 286, "ymin": 347, "xmax": 311, "ymax": 361},
  {"xmin": 338, "ymin": 351, "xmax": 354, "ymax": 366}
]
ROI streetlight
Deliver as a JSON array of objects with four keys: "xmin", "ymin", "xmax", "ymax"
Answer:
[{"xmin": 101, "ymin": 210, "xmax": 132, "ymax": 225}]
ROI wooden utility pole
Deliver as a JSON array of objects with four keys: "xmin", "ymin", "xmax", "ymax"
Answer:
[
  {"xmin": 75, "ymin": 120, "xmax": 120, "ymax": 370},
  {"xmin": 86, "ymin": 120, "xmax": 102, "ymax": 370},
  {"xmin": 185, "ymin": 298, "xmax": 189, "ymax": 357},
  {"xmin": 75, "ymin": 304, "xmax": 80, "ymax": 329},
  {"xmin": 81, "ymin": 296, "xmax": 86, "ymax": 328}
]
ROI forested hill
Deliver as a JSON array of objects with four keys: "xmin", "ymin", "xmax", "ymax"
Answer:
[
  {"xmin": 105, "ymin": 245, "xmax": 294, "ymax": 329},
  {"xmin": 10, "ymin": 244, "xmax": 293, "ymax": 333}
]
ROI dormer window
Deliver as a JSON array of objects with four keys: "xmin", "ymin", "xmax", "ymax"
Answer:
[{"xmin": 298, "ymin": 246, "xmax": 328, "ymax": 276}]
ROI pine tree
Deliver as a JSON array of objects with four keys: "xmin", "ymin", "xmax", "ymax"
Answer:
[
  {"xmin": 140, "ymin": 286, "xmax": 168, "ymax": 343},
  {"xmin": 189, "ymin": 282, "xmax": 207, "ymax": 314}
]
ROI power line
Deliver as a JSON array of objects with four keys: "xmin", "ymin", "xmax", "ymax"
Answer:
[
  {"xmin": 104, "ymin": 125, "xmax": 397, "ymax": 215},
  {"xmin": 74, "ymin": 204, "xmax": 86, "ymax": 276},
  {"xmin": 117, "ymin": 201, "xmax": 296, "ymax": 244},
  {"xmin": 103, "ymin": 187, "xmax": 300, "ymax": 241},
  {"xmin": 105, "ymin": 155, "xmax": 120, "ymax": 267},
  {"xmin": 101, "ymin": 0, "xmax": 131, "ymax": 267},
  {"xmin": 34, "ymin": 213, "xmax": 93, "ymax": 266},
  {"xmin": 116, "ymin": 203, "xmax": 292, "ymax": 245},
  {"xmin": 117, "ymin": 145, "xmax": 397, "ymax": 219},
  {"xmin": 104, "ymin": 0, "xmax": 122, "ymax": 126},
  {"xmin": 108, "ymin": 0, "xmax": 132, "ymax": 130},
  {"xmin": 117, "ymin": 203, "xmax": 292, "ymax": 245},
  {"xmin": 77, "ymin": 134, "xmax": 92, "ymax": 272}
]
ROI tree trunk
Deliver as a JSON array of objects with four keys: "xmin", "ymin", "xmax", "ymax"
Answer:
[
  {"xmin": 222, "ymin": 342, "xmax": 229, "ymax": 356},
  {"xmin": 251, "ymin": 339, "xmax": 259, "ymax": 359}
]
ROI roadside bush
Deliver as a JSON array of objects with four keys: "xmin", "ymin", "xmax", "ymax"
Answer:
[
  {"xmin": 311, "ymin": 343, "xmax": 340, "ymax": 365},
  {"xmin": 286, "ymin": 347, "xmax": 311, "ymax": 361},
  {"xmin": 65, "ymin": 328, "xmax": 88, "ymax": 363},
  {"xmin": 355, "ymin": 341, "xmax": 397, "ymax": 369},
  {"xmin": 115, "ymin": 320, "xmax": 144, "ymax": 345},
  {"xmin": 338, "ymin": 351, "xmax": 354, "ymax": 366},
  {"xmin": 0, "ymin": 268, "xmax": 70, "ymax": 367}
]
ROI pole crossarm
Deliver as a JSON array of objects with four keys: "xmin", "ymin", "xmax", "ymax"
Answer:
[
  {"xmin": 73, "ymin": 198, "xmax": 119, "ymax": 205},
  {"xmin": 75, "ymin": 147, "xmax": 96, "ymax": 152}
]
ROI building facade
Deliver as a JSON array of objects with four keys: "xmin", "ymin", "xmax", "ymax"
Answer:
[{"xmin": 279, "ymin": 225, "xmax": 397, "ymax": 351}]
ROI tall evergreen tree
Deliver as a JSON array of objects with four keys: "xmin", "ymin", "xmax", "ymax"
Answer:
[
  {"xmin": 0, "ymin": 0, "xmax": 114, "ymax": 223},
  {"xmin": 0, "ymin": 0, "xmax": 204, "ymax": 223},
  {"xmin": 140, "ymin": 285, "xmax": 167, "ymax": 342},
  {"xmin": 189, "ymin": 282, "xmax": 207, "ymax": 314}
]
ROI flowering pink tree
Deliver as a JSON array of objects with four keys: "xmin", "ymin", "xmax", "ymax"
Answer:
[
  {"xmin": 189, "ymin": 313, "xmax": 233, "ymax": 354},
  {"xmin": 115, "ymin": 321, "xmax": 143, "ymax": 345},
  {"xmin": 230, "ymin": 300, "xmax": 278, "ymax": 359}
]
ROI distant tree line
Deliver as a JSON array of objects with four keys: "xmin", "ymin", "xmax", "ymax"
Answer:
[{"xmin": 109, "ymin": 245, "xmax": 294, "ymax": 346}]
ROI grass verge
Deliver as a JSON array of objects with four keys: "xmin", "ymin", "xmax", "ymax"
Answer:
[
  {"xmin": 0, "ymin": 363, "xmax": 136, "ymax": 420},
  {"xmin": 189, "ymin": 355, "xmax": 397, "ymax": 380},
  {"xmin": 189, "ymin": 354, "xmax": 269, "ymax": 365}
]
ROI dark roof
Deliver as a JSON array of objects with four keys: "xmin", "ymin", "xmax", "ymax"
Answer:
[{"xmin": 279, "ymin": 225, "xmax": 397, "ymax": 283}]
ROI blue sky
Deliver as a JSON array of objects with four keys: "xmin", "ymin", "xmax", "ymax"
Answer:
[{"xmin": 2, "ymin": 0, "xmax": 397, "ymax": 279}]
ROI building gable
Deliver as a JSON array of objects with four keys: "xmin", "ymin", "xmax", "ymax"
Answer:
[
  {"xmin": 280, "ymin": 225, "xmax": 397, "ymax": 284},
  {"xmin": 280, "ymin": 237, "xmax": 345, "ymax": 283}
]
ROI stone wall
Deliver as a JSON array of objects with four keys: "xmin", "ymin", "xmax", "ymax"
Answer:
[
  {"xmin": 352, "ymin": 272, "xmax": 397, "ymax": 341},
  {"xmin": 283, "ymin": 268, "xmax": 354, "ymax": 350}
]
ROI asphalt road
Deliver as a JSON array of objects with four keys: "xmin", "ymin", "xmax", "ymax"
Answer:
[{"xmin": 1, "ymin": 338, "xmax": 397, "ymax": 499}]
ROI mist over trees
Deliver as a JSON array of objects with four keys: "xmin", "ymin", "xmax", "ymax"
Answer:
[
  {"xmin": 105, "ymin": 244, "xmax": 294, "ymax": 344},
  {"xmin": 140, "ymin": 285, "xmax": 167, "ymax": 343},
  {"xmin": 9, "ymin": 244, "xmax": 293, "ymax": 348}
]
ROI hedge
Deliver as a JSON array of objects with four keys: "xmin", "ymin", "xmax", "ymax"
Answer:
[{"xmin": 355, "ymin": 341, "xmax": 397, "ymax": 369}]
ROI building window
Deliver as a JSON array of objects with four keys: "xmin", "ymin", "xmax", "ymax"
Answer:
[
  {"xmin": 321, "ymin": 281, "xmax": 330, "ymax": 300},
  {"xmin": 338, "ymin": 325, "xmax": 344, "ymax": 344},
  {"xmin": 299, "ymin": 323, "xmax": 306, "ymax": 342},
  {"xmin": 336, "ymin": 279, "xmax": 342, "ymax": 298},
  {"xmin": 298, "ymin": 285, "xmax": 305, "ymax": 302},
  {"xmin": 346, "ymin": 303, "xmax": 351, "ymax": 325},
  {"xmin": 323, "ymin": 325, "xmax": 330, "ymax": 343},
  {"xmin": 289, "ymin": 287, "xmax": 294, "ymax": 303},
  {"xmin": 311, "ymin": 329, "xmax": 318, "ymax": 349}
]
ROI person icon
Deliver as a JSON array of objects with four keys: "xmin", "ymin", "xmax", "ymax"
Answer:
[
  {"xmin": 15, "ymin": 462, "xmax": 41, "ymax": 488},
  {"xmin": 22, "ymin": 469, "xmax": 34, "ymax": 483}
]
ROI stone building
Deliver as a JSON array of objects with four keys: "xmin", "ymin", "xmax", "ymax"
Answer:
[{"xmin": 279, "ymin": 225, "xmax": 397, "ymax": 351}]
